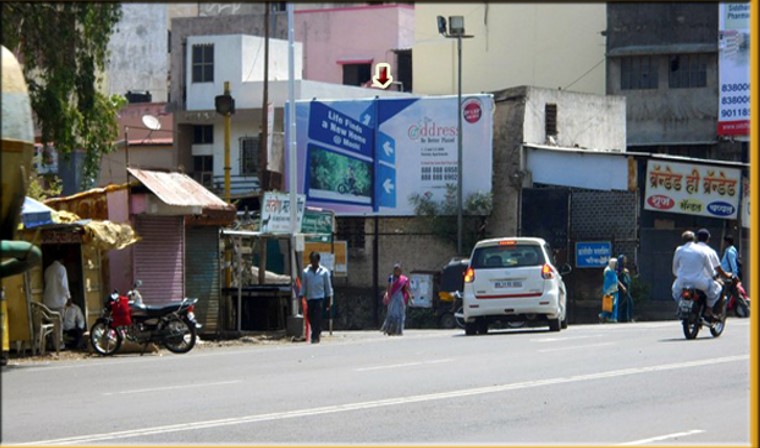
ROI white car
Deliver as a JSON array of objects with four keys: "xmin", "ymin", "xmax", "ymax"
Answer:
[{"xmin": 462, "ymin": 237, "xmax": 570, "ymax": 335}]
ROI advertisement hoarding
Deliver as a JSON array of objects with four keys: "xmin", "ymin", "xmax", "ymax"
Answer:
[
  {"xmin": 287, "ymin": 95, "xmax": 494, "ymax": 216},
  {"xmin": 643, "ymin": 161, "xmax": 741, "ymax": 219},
  {"xmin": 718, "ymin": 3, "xmax": 750, "ymax": 136}
]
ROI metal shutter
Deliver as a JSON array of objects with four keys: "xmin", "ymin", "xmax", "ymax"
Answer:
[
  {"xmin": 185, "ymin": 227, "xmax": 220, "ymax": 334},
  {"xmin": 134, "ymin": 216, "xmax": 184, "ymax": 304}
]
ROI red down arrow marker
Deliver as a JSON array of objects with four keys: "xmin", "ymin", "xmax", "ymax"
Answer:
[{"xmin": 372, "ymin": 63, "xmax": 393, "ymax": 89}]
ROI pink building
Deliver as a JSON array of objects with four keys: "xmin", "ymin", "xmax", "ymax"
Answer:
[{"xmin": 295, "ymin": 3, "xmax": 414, "ymax": 91}]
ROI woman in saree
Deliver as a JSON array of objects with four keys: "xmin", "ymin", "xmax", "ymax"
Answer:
[
  {"xmin": 381, "ymin": 263, "xmax": 412, "ymax": 336},
  {"xmin": 599, "ymin": 257, "xmax": 619, "ymax": 323}
]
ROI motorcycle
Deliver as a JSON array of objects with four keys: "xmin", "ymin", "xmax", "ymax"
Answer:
[
  {"xmin": 90, "ymin": 280, "xmax": 200, "ymax": 356},
  {"xmin": 676, "ymin": 282, "xmax": 727, "ymax": 340},
  {"xmin": 726, "ymin": 276, "xmax": 750, "ymax": 318}
]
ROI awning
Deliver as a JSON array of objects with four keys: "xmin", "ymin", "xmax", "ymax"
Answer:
[
  {"xmin": 127, "ymin": 168, "xmax": 235, "ymax": 212},
  {"xmin": 21, "ymin": 197, "xmax": 139, "ymax": 251}
]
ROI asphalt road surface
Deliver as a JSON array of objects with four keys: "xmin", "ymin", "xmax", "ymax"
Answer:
[{"xmin": 1, "ymin": 319, "xmax": 752, "ymax": 446}]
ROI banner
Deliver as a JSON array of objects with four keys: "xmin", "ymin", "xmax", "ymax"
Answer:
[
  {"xmin": 718, "ymin": 3, "xmax": 750, "ymax": 136},
  {"xmin": 260, "ymin": 191, "xmax": 306, "ymax": 234},
  {"xmin": 644, "ymin": 161, "xmax": 741, "ymax": 219},
  {"xmin": 287, "ymin": 95, "xmax": 494, "ymax": 216}
]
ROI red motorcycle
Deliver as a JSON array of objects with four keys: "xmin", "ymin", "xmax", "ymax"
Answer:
[
  {"xmin": 90, "ymin": 281, "xmax": 199, "ymax": 356},
  {"xmin": 726, "ymin": 276, "xmax": 750, "ymax": 318}
]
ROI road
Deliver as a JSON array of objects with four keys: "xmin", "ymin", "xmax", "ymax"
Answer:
[{"xmin": 1, "ymin": 319, "xmax": 751, "ymax": 446}]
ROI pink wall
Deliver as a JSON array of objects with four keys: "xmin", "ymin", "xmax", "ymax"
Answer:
[
  {"xmin": 107, "ymin": 188, "xmax": 132, "ymax": 294},
  {"xmin": 295, "ymin": 4, "xmax": 414, "ymax": 84}
]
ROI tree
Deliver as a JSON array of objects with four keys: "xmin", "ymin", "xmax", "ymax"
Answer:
[{"xmin": 1, "ymin": 3, "xmax": 126, "ymax": 190}]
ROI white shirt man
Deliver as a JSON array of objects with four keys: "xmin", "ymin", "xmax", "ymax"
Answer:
[
  {"xmin": 672, "ymin": 229, "xmax": 723, "ymax": 308},
  {"xmin": 43, "ymin": 259, "xmax": 70, "ymax": 313},
  {"xmin": 63, "ymin": 300, "xmax": 85, "ymax": 332}
]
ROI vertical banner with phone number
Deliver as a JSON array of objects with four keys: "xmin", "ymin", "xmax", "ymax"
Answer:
[{"xmin": 718, "ymin": 3, "xmax": 750, "ymax": 136}]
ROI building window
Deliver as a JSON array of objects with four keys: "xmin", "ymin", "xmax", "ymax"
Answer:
[
  {"xmin": 336, "ymin": 217, "xmax": 366, "ymax": 249},
  {"xmin": 545, "ymin": 103, "xmax": 558, "ymax": 137},
  {"xmin": 342, "ymin": 63, "xmax": 371, "ymax": 87},
  {"xmin": 240, "ymin": 136, "xmax": 259, "ymax": 176},
  {"xmin": 668, "ymin": 54, "xmax": 708, "ymax": 89},
  {"xmin": 193, "ymin": 155, "xmax": 213, "ymax": 188},
  {"xmin": 395, "ymin": 49, "xmax": 412, "ymax": 92},
  {"xmin": 192, "ymin": 44, "xmax": 214, "ymax": 83},
  {"xmin": 193, "ymin": 125, "xmax": 213, "ymax": 144},
  {"xmin": 271, "ymin": 2, "xmax": 286, "ymax": 12},
  {"xmin": 620, "ymin": 56, "xmax": 658, "ymax": 90}
]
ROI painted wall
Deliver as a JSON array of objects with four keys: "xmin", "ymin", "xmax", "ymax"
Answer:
[
  {"xmin": 412, "ymin": 3, "xmax": 607, "ymax": 96},
  {"xmin": 521, "ymin": 87, "xmax": 627, "ymax": 151},
  {"xmin": 294, "ymin": 4, "xmax": 415, "ymax": 84}
]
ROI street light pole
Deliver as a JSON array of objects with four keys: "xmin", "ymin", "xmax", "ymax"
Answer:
[
  {"xmin": 438, "ymin": 15, "xmax": 472, "ymax": 256},
  {"xmin": 456, "ymin": 33, "xmax": 463, "ymax": 257}
]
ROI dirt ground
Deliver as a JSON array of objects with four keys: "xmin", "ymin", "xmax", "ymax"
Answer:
[{"xmin": 4, "ymin": 331, "xmax": 296, "ymax": 365}]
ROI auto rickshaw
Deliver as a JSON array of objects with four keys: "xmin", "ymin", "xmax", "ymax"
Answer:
[{"xmin": 435, "ymin": 258, "xmax": 468, "ymax": 328}]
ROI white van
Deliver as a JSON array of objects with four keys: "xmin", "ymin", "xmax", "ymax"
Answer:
[{"xmin": 462, "ymin": 237, "xmax": 570, "ymax": 335}]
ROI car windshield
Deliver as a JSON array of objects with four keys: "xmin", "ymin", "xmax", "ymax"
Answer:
[{"xmin": 471, "ymin": 244, "xmax": 545, "ymax": 269}]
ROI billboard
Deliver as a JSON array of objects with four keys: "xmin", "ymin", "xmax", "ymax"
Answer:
[
  {"xmin": 644, "ymin": 161, "xmax": 742, "ymax": 219},
  {"xmin": 287, "ymin": 95, "xmax": 494, "ymax": 216},
  {"xmin": 718, "ymin": 3, "xmax": 750, "ymax": 136}
]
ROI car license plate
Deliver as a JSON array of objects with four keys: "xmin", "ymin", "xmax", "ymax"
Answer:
[{"xmin": 494, "ymin": 281, "xmax": 522, "ymax": 289}]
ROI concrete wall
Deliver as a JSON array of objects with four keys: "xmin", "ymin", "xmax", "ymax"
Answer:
[
  {"xmin": 522, "ymin": 87, "xmax": 627, "ymax": 151},
  {"xmin": 605, "ymin": 3, "xmax": 720, "ymax": 145},
  {"xmin": 99, "ymin": 146, "xmax": 175, "ymax": 186},
  {"xmin": 294, "ymin": 4, "xmax": 415, "ymax": 84},
  {"xmin": 413, "ymin": 3, "xmax": 607, "ymax": 96}
]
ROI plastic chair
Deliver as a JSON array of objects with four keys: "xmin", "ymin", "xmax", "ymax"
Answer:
[{"xmin": 30, "ymin": 302, "xmax": 62, "ymax": 356}]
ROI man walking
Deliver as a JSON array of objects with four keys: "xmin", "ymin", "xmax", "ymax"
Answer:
[
  {"xmin": 721, "ymin": 234, "xmax": 740, "ymax": 278},
  {"xmin": 300, "ymin": 252, "xmax": 332, "ymax": 344}
]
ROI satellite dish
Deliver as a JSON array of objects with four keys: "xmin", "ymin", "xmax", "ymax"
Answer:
[{"xmin": 141, "ymin": 114, "xmax": 162, "ymax": 131}]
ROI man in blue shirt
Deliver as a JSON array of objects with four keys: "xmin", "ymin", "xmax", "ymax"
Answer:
[
  {"xmin": 721, "ymin": 235, "xmax": 739, "ymax": 278},
  {"xmin": 300, "ymin": 252, "xmax": 333, "ymax": 344}
]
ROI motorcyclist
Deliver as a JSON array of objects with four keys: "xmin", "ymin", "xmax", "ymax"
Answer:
[{"xmin": 672, "ymin": 228, "xmax": 731, "ymax": 319}]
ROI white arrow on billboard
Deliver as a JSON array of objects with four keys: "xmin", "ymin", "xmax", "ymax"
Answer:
[
  {"xmin": 383, "ymin": 141, "xmax": 394, "ymax": 157},
  {"xmin": 363, "ymin": 114, "xmax": 371, "ymax": 125},
  {"xmin": 383, "ymin": 178, "xmax": 395, "ymax": 194}
]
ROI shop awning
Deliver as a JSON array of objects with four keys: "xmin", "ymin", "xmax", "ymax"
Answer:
[{"xmin": 128, "ymin": 168, "xmax": 235, "ymax": 212}]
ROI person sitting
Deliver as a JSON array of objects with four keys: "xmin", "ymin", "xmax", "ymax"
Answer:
[{"xmin": 63, "ymin": 299, "xmax": 86, "ymax": 349}]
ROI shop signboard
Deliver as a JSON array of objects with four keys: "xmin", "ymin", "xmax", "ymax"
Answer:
[
  {"xmin": 287, "ymin": 95, "xmax": 494, "ymax": 216},
  {"xmin": 644, "ymin": 161, "xmax": 741, "ymax": 220},
  {"xmin": 260, "ymin": 192, "xmax": 306, "ymax": 234},
  {"xmin": 302, "ymin": 240, "xmax": 348, "ymax": 277}
]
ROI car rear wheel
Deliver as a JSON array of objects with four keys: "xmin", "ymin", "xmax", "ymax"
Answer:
[
  {"xmin": 464, "ymin": 322, "xmax": 477, "ymax": 336},
  {"xmin": 548, "ymin": 317, "xmax": 561, "ymax": 332},
  {"xmin": 477, "ymin": 320, "xmax": 488, "ymax": 335}
]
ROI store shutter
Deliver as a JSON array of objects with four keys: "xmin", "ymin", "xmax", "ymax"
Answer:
[
  {"xmin": 134, "ymin": 216, "xmax": 184, "ymax": 304},
  {"xmin": 185, "ymin": 227, "xmax": 220, "ymax": 333}
]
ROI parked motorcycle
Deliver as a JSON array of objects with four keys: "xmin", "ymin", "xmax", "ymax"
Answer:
[
  {"xmin": 90, "ymin": 281, "xmax": 200, "ymax": 356},
  {"xmin": 676, "ymin": 283, "xmax": 727, "ymax": 340},
  {"xmin": 726, "ymin": 276, "xmax": 750, "ymax": 318}
]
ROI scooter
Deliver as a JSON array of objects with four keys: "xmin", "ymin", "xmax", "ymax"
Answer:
[{"xmin": 725, "ymin": 276, "xmax": 750, "ymax": 318}]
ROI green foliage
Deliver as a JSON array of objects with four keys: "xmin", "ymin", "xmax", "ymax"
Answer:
[
  {"xmin": 26, "ymin": 172, "xmax": 63, "ymax": 201},
  {"xmin": 1, "ymin": 3, "xmax": 126, "ymax": 190},
  {"xmin": 629, "ymin": 276, "xmax": 651, "ymax": 304},
  {"xmin": 409, "ymin": 185, "xmax": 493, "ymax": 254}
]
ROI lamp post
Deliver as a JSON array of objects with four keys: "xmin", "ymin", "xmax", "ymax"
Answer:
[
  {"xmin": 438, "ymin": 15, "xmax": 473, "ymax": 256},
  {"xmin": 215, "ymin": 81, "xmax": 236, "ymax": 203}
]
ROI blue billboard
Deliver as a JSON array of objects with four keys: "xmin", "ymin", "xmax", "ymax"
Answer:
[{"xmin": 575, "ymin": 241, "xmax": 612, "ymax": 268}]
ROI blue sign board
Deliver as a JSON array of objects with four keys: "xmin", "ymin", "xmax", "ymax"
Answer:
[
  {"xmin": 576, "ymin": 241, "xmax": 612, "ymax": 268},
  {"xmin": 307, "ymin": 101, "xmax": 373, "ymax": 158}
]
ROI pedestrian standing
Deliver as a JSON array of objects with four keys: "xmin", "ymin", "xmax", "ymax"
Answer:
[
  {"xmin": 720, "ymin": 235, "xmax": 739, "ymax": 278},
  {"xmin": 599, "ymin": 258, "xmax": 619, "ymax": 323},
  {"xmin": 616, "ymin": 254, "xmax": 635, "ymax": 322},
  {"xmin": 43, "ymin": 252, "xmax": 70, "ymax": 315},
  {"xmin": 300, "ymin": 252, "xmax": 332, "ymax": 344},
  {"xmin": 381, "ymin": 263, "xmax": 411, "ymax": 336}
]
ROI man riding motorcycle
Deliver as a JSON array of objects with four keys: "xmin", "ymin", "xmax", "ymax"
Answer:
[{"xmin": 672, "ymin": 228, "xmax": 733, "ymax": 318}]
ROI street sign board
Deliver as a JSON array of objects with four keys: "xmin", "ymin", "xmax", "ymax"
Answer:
[
  {"xmin": 260, "ymin": 191, "xmax": 306, "ymax": 234},
  {"xmin": 576, "ymin": 241, "xmax": 612, "ymax": 268}
]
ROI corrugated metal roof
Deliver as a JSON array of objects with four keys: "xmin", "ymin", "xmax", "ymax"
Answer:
[{"xmin": 128, "ymin": 168, "xmax": 235, "ymax": 211}]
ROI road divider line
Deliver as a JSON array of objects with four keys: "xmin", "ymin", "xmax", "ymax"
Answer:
[
  {"xmin": 355, "ymin": 358, "xmax": 454, "ymax": 372},
  {"xmin": 17, "ymin": 354, "xmax": 748, "ymax": 446},
  {"xmin": 617, "ymin": 429, "xmax": 705, "ymax": 445},
  {"xmin": 531, "ymin": 335, "xmax": 603, "ymax": 343},
  {"xmin": 102, "ymin": 380, "xmax": 242, "ymax": 396},
  {"xmin": 538, "ymin": 342, "xmax": 616, "ymax": 353}
]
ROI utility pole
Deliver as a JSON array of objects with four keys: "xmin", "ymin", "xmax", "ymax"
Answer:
[{"xmin": 259, "ymin": 2, "xmax": 270, "ymax": 192}]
